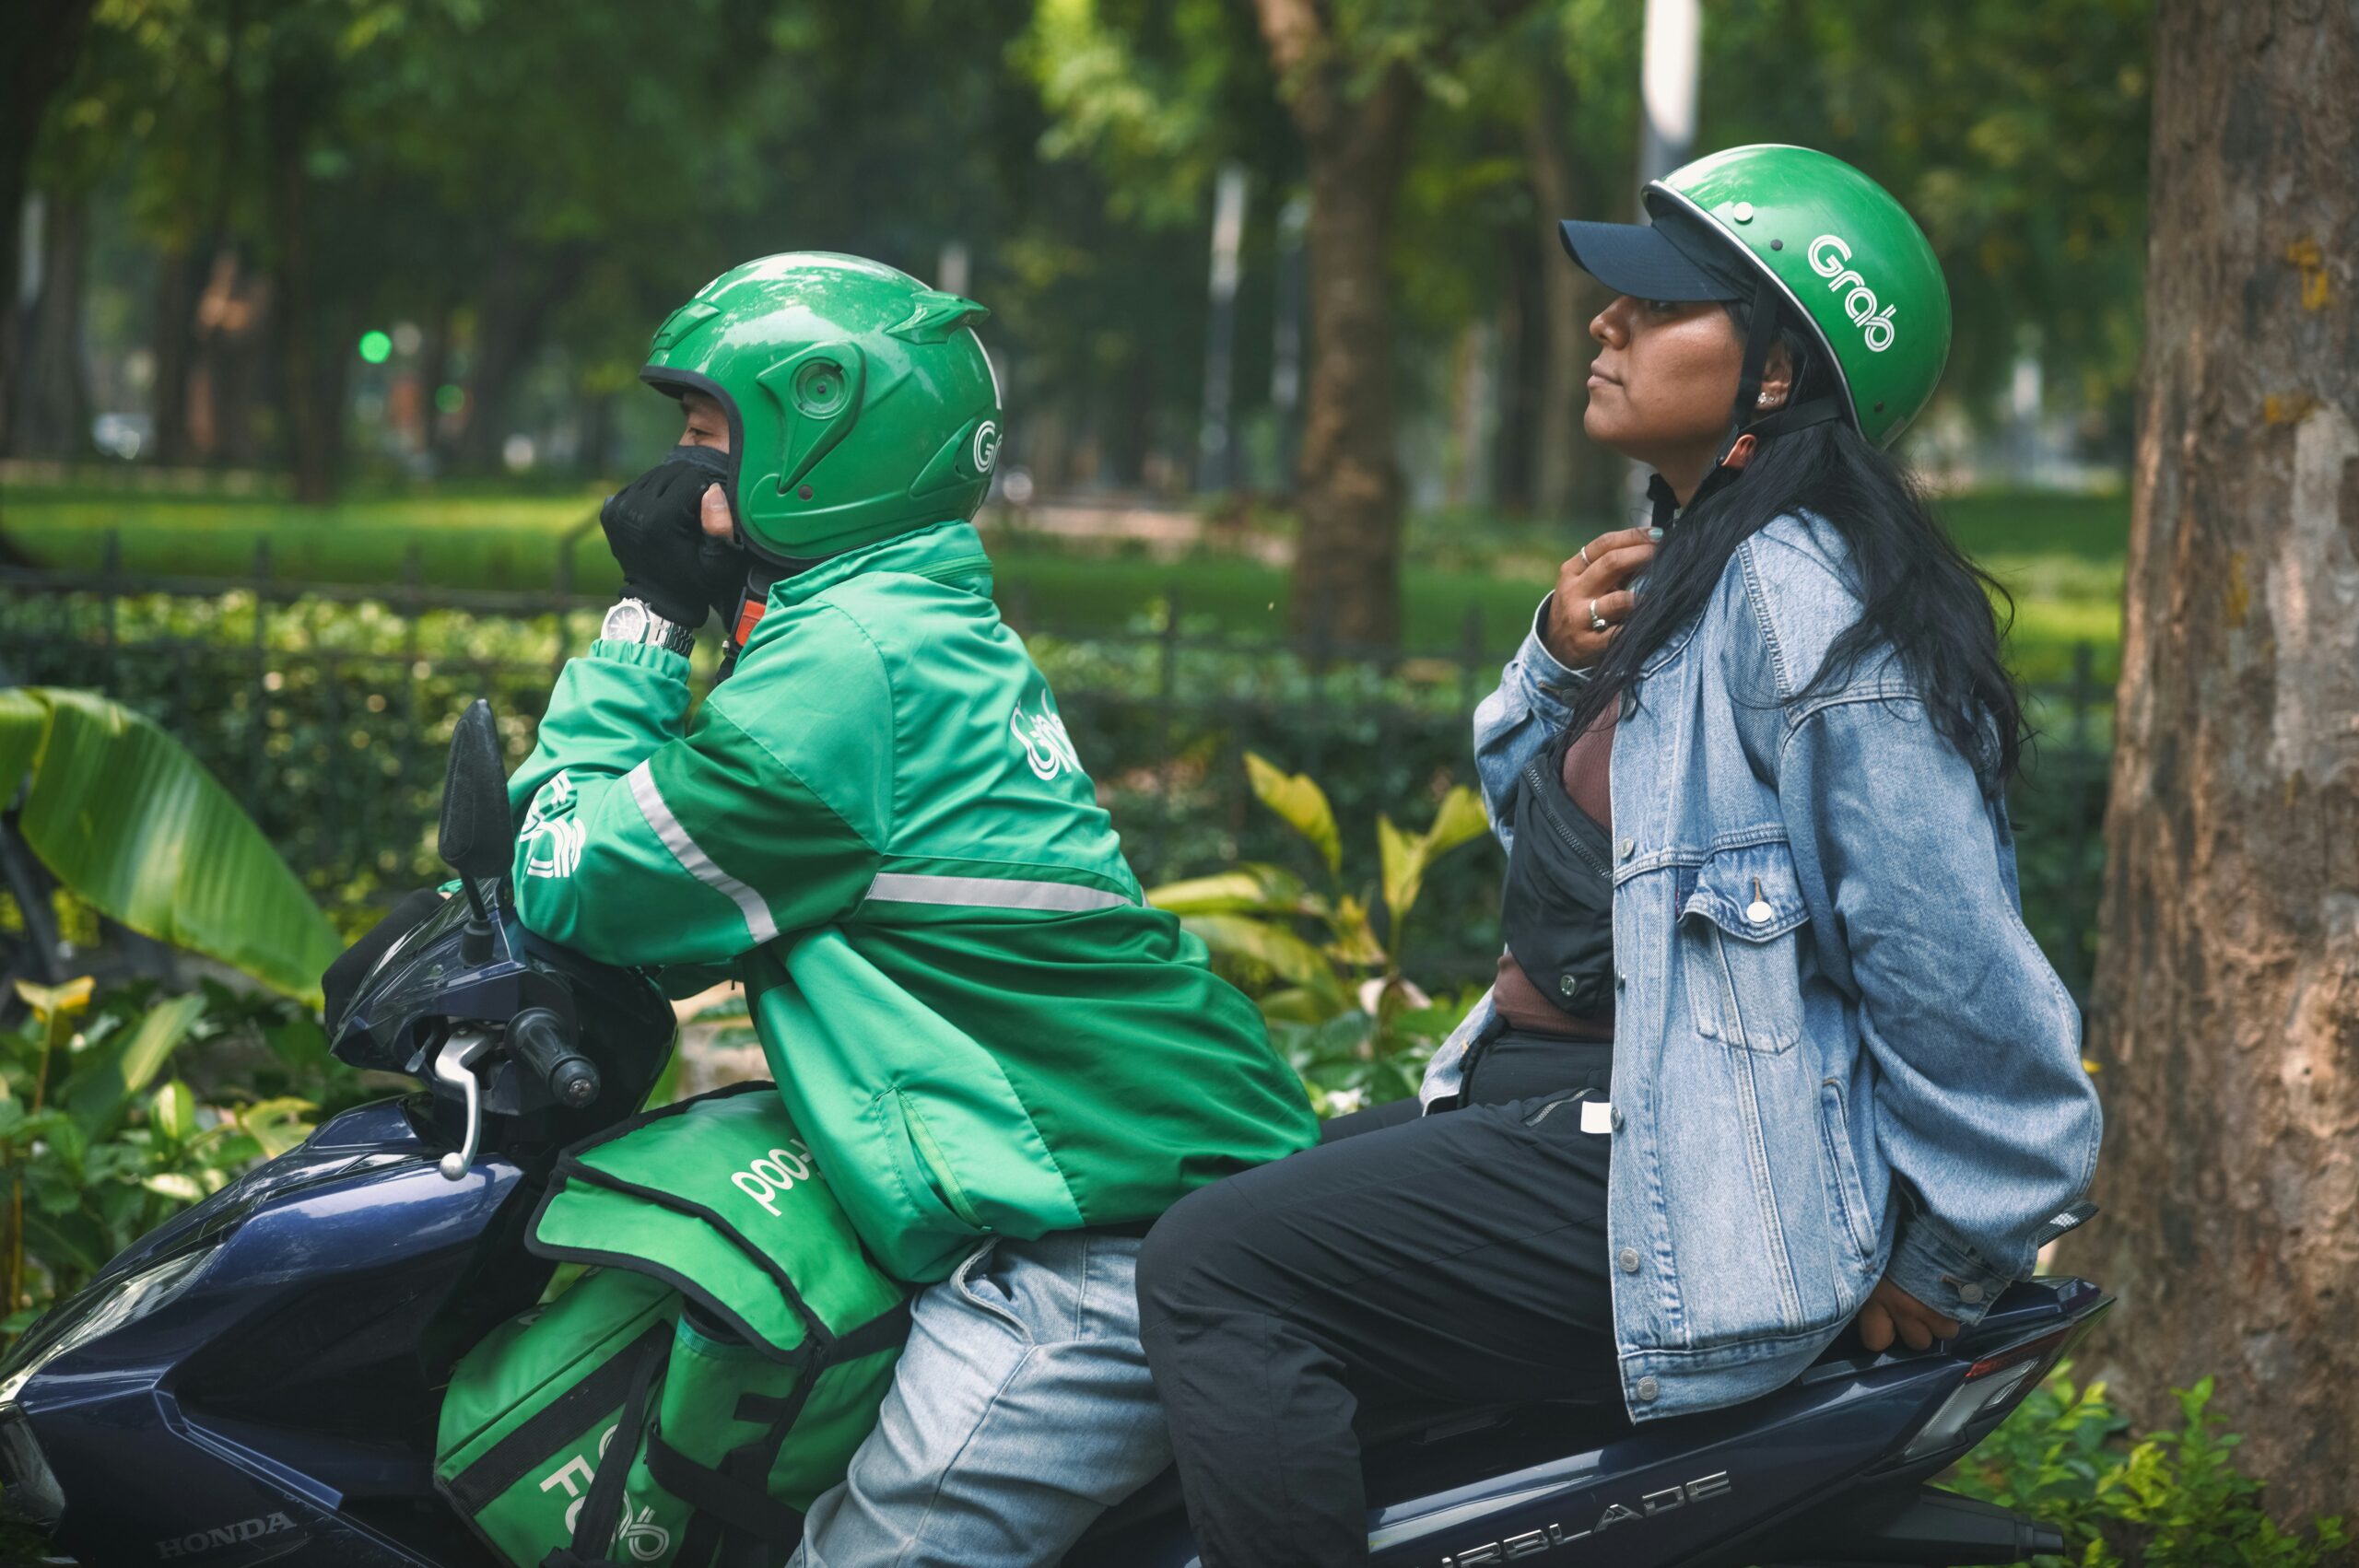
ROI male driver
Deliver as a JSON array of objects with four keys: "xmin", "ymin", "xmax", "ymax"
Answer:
[{"xmin": 504, "ymin": 252, "xmax": 1316, "ymax": 1566}]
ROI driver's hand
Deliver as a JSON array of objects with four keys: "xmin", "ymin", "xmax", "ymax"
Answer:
[
  {"xmin": 1541, "ymin": 526, "xmax": 1658, "ymax": 670},
  {"xmin": 1854, "ymin": 1275, "xmax": 1963, "ymax": 1352},
  {"xmin": 600, "ymin": 456, "xmax": 747, "ymax": 626}
]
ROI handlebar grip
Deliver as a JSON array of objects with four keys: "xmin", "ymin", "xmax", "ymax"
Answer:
[{"xmin": 510, "ymin": 1008, "xmax": 602, "ymax": 1109}]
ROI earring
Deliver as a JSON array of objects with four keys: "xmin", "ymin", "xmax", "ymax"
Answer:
[{"xmin": 1756, "ymin": 392, "xmax": 1773, "ymax": 406}]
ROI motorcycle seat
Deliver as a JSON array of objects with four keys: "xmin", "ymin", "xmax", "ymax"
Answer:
[{"xmin": 1075, "ymin": 1392, "xmax": 1632, "ymax": 1544}]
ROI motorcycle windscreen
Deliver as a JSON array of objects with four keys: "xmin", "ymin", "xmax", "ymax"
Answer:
[{"xmin": 330, "ymin": 893, "xmax": 522, "ymax": 1071}]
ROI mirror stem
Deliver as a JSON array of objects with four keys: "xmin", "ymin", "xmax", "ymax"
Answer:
[{"xmin": 459, "ymin": 877, "xmax": 495, "ymax": 965}]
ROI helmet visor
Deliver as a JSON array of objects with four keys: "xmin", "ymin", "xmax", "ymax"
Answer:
[{"xmin": 1557, "ymin": 205, "xmax": 1756, "ymax": 302}]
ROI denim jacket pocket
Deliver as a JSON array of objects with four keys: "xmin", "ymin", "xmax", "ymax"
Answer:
[
  {"xmin": 1815, "ymin": 1078, "xmax": 1880, "ymax": 1273},
  {"xmin": 1680, "ymin": 842, "xmax": 1810, "ymax": 1053}
]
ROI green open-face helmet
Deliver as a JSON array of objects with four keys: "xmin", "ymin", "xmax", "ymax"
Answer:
[
  {"xmin": 1558, "ymin": 144, "xmax": 1951, "ymax": 451},
  {"xmin": 640, "ymin": 252, "xmax": 1003, "ymax": 564}
]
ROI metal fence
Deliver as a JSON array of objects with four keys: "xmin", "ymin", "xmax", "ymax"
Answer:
[{"xmin": 0, "ymin": 532, "xmax": 2115, "ymax": 992}]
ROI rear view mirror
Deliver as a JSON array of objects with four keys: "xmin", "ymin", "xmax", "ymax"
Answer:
[{"xmin": 439, "ymin": 700, "xmax": 511, "ymax": 885}]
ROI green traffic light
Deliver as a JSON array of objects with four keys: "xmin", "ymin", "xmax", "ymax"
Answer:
[{"xmin": 358, "ymin": 330, "xmax": 393, "ymax": 364}]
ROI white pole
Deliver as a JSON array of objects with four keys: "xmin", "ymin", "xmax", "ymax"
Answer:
[
  {"xmin": 1196, "ymin": 163, "xmax": 1250, "ymax": 494},
  {"xmin": 1629, "ymin": 0, "xmax": 1701, "ymax": 512},
  {"xmin": 1637, "ymin": 0, "xmax": 1700, "ymax": 184},
  {"xmin": 1270, "ymin": 193, "xmax": 1309, "ymax": 493},
  {"xmin": 936, "ymin": 240, "xmax": 970, "ymax": 298}
]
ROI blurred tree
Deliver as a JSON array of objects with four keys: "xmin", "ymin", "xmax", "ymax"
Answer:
[
  {"xmin": 1703, "ymin": 0, "xmax": 2153, "ymax": 454},
  {"xmin": 364, "ymin": 0, "xmax": 772, "ymax": 475},
  {"xmin": 47, "ymin": 0, "xmax": 463, "ymax": 492},
  {"xmin": 2088, "ymin": 0, "xmax": 2357, "ymax": 1518},
  {"xmin": 10, "ymin": 192, "xmax": 95, "ymax": 461},
  {"xmin": 19, "ymin": 0, "xmax": 2162, "ymax": 515},
  {"xmin": 1015, "ymin": 0, "xmax": 1297, "ymax": 490},
  {"xmin": 1390, "ymin": 0, "xmax": 1637, "ymax": 529},
  {"xmin": 1520, "ymin": 0, "xmax": 1638, "ymax": 526},
  {"xmin": 1247, "ymin": 0, "xmax": 1545, "ymax": 648},
  {"xmin": 0, "ymin": 0, "xmax": 100, "ymax": 456}
]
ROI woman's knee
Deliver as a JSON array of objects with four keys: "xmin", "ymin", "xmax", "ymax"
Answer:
[{"xmin": 1137, "ymin": 1176, "xmax": 1256, "ymax": 1323}]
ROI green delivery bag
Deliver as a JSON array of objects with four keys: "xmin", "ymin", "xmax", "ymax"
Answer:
[{"xmin": 435, "ymin": 1083, "xmax": 909, "ymax": 1568}]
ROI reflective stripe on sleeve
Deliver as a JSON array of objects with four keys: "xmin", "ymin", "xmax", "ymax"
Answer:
[
  {"xmin": 863, "ymin": 872, "xmax": 1131, "ymax": 914},
  {"xmin": 625, "ymin": 762, "xmax": 780, "ymax": 944}
]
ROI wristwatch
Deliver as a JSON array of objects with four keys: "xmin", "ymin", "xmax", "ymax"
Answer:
[{"xmin": 600, "ymin": 598, "xmax": 697, "ymax": 656}]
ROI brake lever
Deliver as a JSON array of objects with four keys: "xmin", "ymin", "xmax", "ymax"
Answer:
[{"xmin": 433, "ymin": 1028, "xmax": 499, "ymax": 1181}]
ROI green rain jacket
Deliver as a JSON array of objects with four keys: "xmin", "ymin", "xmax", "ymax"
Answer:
[{"xmin": 507, "ymin": 519, "xmax": 1316, "ymax": 1281}]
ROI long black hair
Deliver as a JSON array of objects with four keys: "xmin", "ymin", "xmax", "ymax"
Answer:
[{"xmin": 1560, "ymin": 301, "xmax": 2025, "ymax": 795}]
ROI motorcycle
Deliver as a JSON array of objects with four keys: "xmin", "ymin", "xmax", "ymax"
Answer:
[{"xmin": 0, "ymin": 702, "xmax": 2110, "ymax": 1567}]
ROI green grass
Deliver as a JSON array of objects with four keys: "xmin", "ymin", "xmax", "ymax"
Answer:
[
  {"xmin": 1942, "ymin": 491, "xmax": 2129, "ymax": 685},
  {"xmin": 0, "ymin": 483, "xmax": 2125, "ymax": 685},
  {"xmin": 1, "ymin": 483, "xmax": 607, "ymax": 589}
]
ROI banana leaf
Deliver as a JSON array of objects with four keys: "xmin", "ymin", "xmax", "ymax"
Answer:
[
  {"xmin": 1178, "ymin": 914, "xmax": 1351, "ymax": 1016},
  {"xmin": 64, "ymin": 992, "xmax": 208, "ymax": 1137},
  {"xmin": 1242, "ymin": 753, "xmax": 1341, "ymax": 876},
  {"xmin": 1146, "ymin": 864, "xmax": 1317, "ymax": 917},
  {"xmin": 0, "ymin": 688, "xmax": 340, "ymax": 1005}
]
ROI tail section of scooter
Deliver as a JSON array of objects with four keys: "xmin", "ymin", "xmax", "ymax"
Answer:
[
  {"xmin": 1072, "ymin": 1260, "xmax": 2107, "ymax": 1568},
  {"xmin": 1071, "ymin": 1263, "xmax": 2104, "ymax": 1556}
]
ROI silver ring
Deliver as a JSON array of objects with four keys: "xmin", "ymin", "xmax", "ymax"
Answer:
[
  {"xmin": 1587, "ymin": 598, "xmax": 1610, "ymax": 633},
  {"xmin": 1577, "ymin": 544, "xmax": 1592, "ymax": 570}
]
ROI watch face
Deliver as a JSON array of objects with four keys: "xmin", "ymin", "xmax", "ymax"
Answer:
[{"xmin": 603, "ymin": 601, "xmax": 651, "ymax": 644}]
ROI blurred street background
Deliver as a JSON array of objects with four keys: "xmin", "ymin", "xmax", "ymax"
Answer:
[{"xmin": 0, "ymin": 0, "xmax": 2145, "ymax": 982}]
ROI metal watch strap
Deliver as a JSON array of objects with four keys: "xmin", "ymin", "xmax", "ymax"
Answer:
[{"xmin": 601, "ymin": 598, "xmax": 697, "ymax": 656}]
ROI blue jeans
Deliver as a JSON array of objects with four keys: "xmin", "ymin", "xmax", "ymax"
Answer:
[{"xmin": 791, "ymin": 1232, "xmax": 1169, "ymax": 1568}]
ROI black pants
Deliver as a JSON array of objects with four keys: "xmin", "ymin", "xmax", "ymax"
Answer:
[{"xmin": 1135, "ymin": 1034, "xmax": 1619, "ymax": 1568}]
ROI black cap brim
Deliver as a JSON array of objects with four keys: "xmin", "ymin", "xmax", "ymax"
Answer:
[{"xmin": 1557, "ymin": 216, "xmax": 1743, "ymax": 302}]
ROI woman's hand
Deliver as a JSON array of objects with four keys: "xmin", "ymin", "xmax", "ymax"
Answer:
[
  {"xmin": 1854, "ymin": 1276, "xmax": 1963, "ymax": 1352},
  {"xmin": 1541, "ymin": 526, "xmax": 1659, "ymax": 670}
]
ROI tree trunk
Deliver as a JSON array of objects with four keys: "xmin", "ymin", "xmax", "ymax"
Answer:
[
  {"xmin": 1252, "ymin": 0, "xmax": 1417, "ymax": 649},
  {"xmin": 1293, "ymin": 83, "xmax": 1414, "ymax": 647},
  {"xmin": 578, "ymin": 388, "xmax": 613, "ymax": 479},
  {"xmin": 452, "ymin": 241, "xmax": 583, "ymax": 474},
  {"xmin": 265, "ymin": 80, "xmax": 342, "ymax": 504},
  {"xmin": 14, "ymin": 193, "xmax": 92, "ymax": 459},
  {"xmin": 149, "ymin": 243, "xmax": 202, "ymax": 468},
  {"xmin": 1522, "ymin": 75, "xmax": 1623, "ymax": 531},
  {"xmin": 1491, "ymin": 227, "xmax": 1539, "ymax": 516},
  {"xmin": 0, "ymin": 0, "xmax": 99, "ymax": 456},
  {"xmin": 419, "ymin": 296, "xmax": 456, "ymax": 465},
  {"xmin": 2086, "ymin": 0, "xmax": 2359, "ymax": 1521}
]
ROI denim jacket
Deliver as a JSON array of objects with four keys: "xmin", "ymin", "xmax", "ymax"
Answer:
[{"xmin": 1421, "ymin": 513, "xmax": 2102, "ymax": 1422}]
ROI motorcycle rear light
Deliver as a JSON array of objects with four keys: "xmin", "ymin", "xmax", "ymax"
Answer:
[
  {"xmin": 1899, "ymin": 1323, "xmax": 2082, "ymax": 1463},
  {"xmin": 1967, "ymin": 1322, "xmax": 2079, "ymax": 1381}
]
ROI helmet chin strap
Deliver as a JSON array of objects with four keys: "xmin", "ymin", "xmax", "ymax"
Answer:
[
  {"xmin": 716, "ymin": 550, "xmax": 832, "ymax": 685},
  {"xmin": 1651, "ymin": 277, "xmax": 1845, "ymax": 530}
]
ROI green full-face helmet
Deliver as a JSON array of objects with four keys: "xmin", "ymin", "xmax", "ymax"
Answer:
[
  {"xmin": 1558, "ymin": 144, "xmax": 1952, "ymax": 450},
  {"xmin": 640, "ymin": 252, "xmax": 1003, "ymax": 564}
]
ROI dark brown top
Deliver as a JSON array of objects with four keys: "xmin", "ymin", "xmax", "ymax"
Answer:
[{"xmin": 1492, "ymin": 708, "xmax": 1616, "ymax": 1038}]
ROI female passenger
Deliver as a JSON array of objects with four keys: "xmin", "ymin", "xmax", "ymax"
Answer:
[{"xmin": 1134, "ymin": 146, "xmax": 2102, "ymax": 1568}]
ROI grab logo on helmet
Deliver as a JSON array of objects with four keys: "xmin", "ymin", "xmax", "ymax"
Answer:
[{"xmin": 1807, "ymin": 234, "xmax": 1897, "ymax": 353}]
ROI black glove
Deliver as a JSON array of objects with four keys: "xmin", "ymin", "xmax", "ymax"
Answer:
[{"xmin": 599, "ymin": 444, "xmax": 749, "ymax": 626}]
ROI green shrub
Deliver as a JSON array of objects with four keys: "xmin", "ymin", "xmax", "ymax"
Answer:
[
  {"xmin": 1946, "ymin": 1366, "xmax": 2351, "ymax": 1567},
  {"xmin": 1, "ymin": 976, "xmax": 365, "ymax": 1337},
  {"xmin": 8, "ymin": 583, "xmax": 2103, "ymax": 994},
  {"xmin": 1146, "ymin": 752, "xmax": 1495, "ymax": 1115}
]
